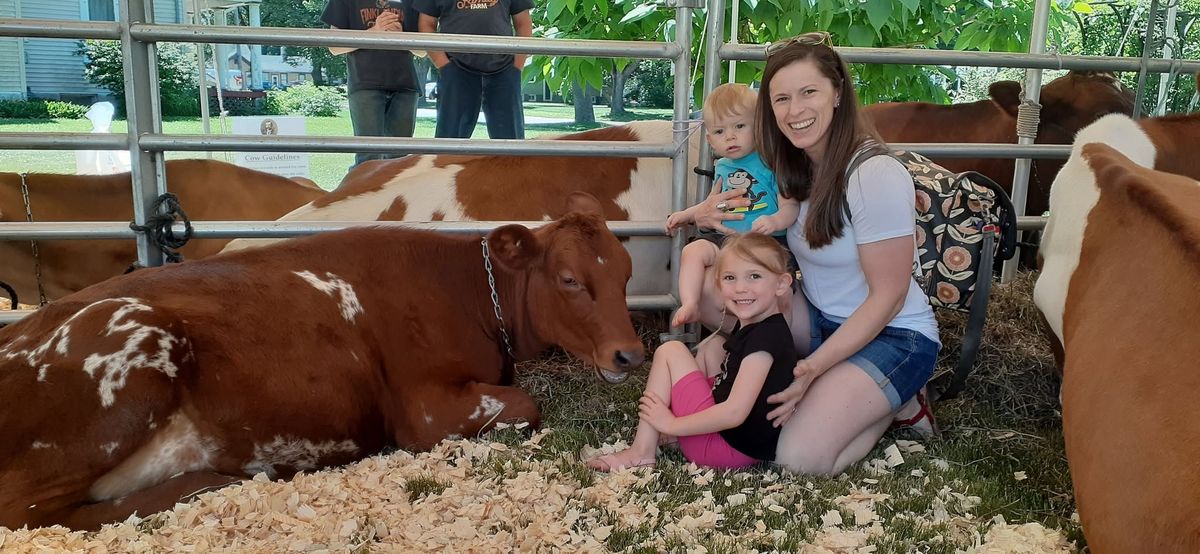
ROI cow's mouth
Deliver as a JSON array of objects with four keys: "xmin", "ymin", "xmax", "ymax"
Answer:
[{"xmin": 596, "ymin": 366, "xmax": 629, "ymax": 384}]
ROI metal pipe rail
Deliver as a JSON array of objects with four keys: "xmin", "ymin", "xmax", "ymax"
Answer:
[
  {"xmin": 0, "ymin": 19, "xmax": 119, "ymax": 39},
  {"xmin": 722, "ymin": 43, "xmax": 1200, "ymax": 74},
  {"xmin": 0, "ymin": 19, "xmax": 681, "ymax": 60},
  {"xmin": 1, "ymin": 132, "xmax": 1073, "ymax": 160},
  {"xmin": 0, "ymin": 220, "xmax": 670, "ymax": 240}
]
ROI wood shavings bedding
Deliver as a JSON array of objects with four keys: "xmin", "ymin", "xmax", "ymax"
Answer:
[{"xmin": 0, "ymin": 431, "xmax": 1074, "ymax": 553}]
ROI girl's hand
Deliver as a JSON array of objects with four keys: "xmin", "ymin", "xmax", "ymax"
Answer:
[
  {"xmin": 638, "ymin": 391, "xmax": 676, "ymax": 434},
  {"xmin": 766, "ymin": 359, "xmax": 822, "ymax": 427}
]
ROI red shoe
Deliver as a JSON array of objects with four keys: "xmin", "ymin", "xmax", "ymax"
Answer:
[{"xmin": 891, "ymin": 388, "xmax": 938, "ymax": 438}]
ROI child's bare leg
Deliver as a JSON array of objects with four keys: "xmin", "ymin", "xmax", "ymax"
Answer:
[
  {"xmin": 673, "ymin": 241, "xmax": 720, "ymax": 328},
  {"xmin": 588, "ymin": 341, "xmax": 701, "ymax": 470}
]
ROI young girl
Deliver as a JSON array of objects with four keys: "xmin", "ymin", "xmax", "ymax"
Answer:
[{"xmin": 587, "ymin": 233, "xmax": 799, "ymax": 471}]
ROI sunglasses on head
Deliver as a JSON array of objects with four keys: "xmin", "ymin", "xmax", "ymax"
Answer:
[{"xmin": 765, "ymin": 31, "xmax": 834, "ymax": 57}]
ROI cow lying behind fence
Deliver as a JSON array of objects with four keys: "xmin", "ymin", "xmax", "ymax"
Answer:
[
  {"xmin": 0, "ymin": 160, "xmax": 325, "ymax": 303},
  {"xmin": 221, "ymin": 121, "xmax": 701, "ymax": 296},
  {"xmin": 1035, "ymin": 118, "xmax": 1200, "ymax": 552},
  {"xmin": 0, "ymin": 192, "xmax": 644, "ymax": 531}
]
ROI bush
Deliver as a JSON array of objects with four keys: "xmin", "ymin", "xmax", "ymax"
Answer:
[
  {"xmin": 626, "ymin": 60, "xmax": 674, "ymax": 109},
  {"xmin": 266, "ymin": 84, "xmax": 344, "ymax": 117},
  {"xmin": 209, "ymin": 95, "xmax": 267, "ymax": 117},
  {"xmin": 0, "ymin": 100, "xmax": 50, "ymax": 119},
  {"xmin": 45, "ymin": 100, "xmax": 88, "ymax": 119},
  {"xmin": 78, "ymin": 39, "xmax": 201, "ymax": 117}
]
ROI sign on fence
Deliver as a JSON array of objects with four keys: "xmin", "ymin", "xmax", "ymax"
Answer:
[{"xmin": 231, "ymin": 116, "xmax": 310, "ymax": 178}]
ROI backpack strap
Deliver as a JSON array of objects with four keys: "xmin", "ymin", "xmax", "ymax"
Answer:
[{"xmin": 841, "ymin": 139, "xmax": 893, "ymax": 220}]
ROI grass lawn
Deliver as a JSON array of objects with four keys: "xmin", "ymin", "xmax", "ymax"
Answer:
[{"xmin": 0, "ymin": 103, "xmax": 673, "ymax": 190}]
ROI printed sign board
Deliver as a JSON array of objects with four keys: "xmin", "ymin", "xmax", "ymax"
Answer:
[{"xmin": 231, "ymin": 116, "xmax": 310, "ymax": 178}]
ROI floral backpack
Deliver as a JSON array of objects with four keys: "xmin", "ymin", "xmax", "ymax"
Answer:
[{"xmin": 849, "ymin": 144, "xmax": 1017, "ymax": 312}]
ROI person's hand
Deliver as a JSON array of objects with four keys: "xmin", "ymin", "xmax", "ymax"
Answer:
[
  {"xmin": 638, "ymin": 391, "xmax": 676, "ymax": 434},
  {"xmin": 766, "ymin": 359, "xmax": 822, "ymax": 427},
  {"xmin": 692, "ymin": 188, "xmax": 750, "ymax": 234},
  {"xmin": 370, "ymin": 11, "xmax": 402, "ymax": 32},
  {"xmin": 749, "ymin": 216, "xmax": 777, "ymax": 235},
  {"xmin": 665, "ymin": 210, "xmax": 692, "ymax": 235}
]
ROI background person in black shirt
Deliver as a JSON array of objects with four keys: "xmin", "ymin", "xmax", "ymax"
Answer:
[{"xmin": 322, "ymin": 0, "xmax": 421, "ymax": 166}]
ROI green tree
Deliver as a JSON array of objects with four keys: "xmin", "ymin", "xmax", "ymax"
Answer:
[
  {"xmin": 259, "ymin": 0, "xmax": 347, "ymax": 85},
  {"xmin": 531, "ymin": 0, "xmax": 1102, "ymax": 123}
]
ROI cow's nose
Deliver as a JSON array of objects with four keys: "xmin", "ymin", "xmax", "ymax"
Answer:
[{"xmin": 613, "ymin": 349, "xmax": 646, "ymax": 371}]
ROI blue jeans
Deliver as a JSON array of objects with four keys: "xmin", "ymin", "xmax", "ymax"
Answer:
[
  {"xmin": 347, "ymin": 88, "xmax": 418, "ymax": 166},
  {"xmin": 435, "ymin": 61, "xmax": 524, "ymax": 139},
  {"xmin": 806, "ymin": 301, "xmax": 939, "ymax": 410}
]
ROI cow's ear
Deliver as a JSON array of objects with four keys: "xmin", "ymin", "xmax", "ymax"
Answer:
[
  {"xmin": 565, "ymin": 191, "xmax": 605, "ymax": 221},
  {"xmin": 988, "ymin": 81, "xmax": 1022, "ymax": 117},
  {"xmin": 487, "ymin": 224, "xmax": 542, "ymax": 270}
]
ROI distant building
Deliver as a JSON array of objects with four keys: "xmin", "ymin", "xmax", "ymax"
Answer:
[{"xmin": 0, "ymin": 0, "xmax": 185, "ymax": 102}]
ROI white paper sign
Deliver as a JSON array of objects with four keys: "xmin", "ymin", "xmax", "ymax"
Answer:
[{"xmin": 231, "ymin": 116, "xmax": 310, "ymax": 178}]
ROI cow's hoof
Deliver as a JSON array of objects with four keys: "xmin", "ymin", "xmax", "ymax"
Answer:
[{"xmin": 596, "ymin": 367, "xmax": 630, "ymax": 384}]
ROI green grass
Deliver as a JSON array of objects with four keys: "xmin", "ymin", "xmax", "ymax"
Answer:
[{"xmin": 0, "ymin": 102, "xmax": 672, "ymax": 190}]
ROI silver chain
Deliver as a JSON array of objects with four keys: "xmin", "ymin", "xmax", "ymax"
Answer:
[
  {"xmin": 480, "ymin": 237, "xmax": 514, "ymax": 359},
  {"xmin": 19, "ymin": 173, "xmax": 47, "ymax": 306}
]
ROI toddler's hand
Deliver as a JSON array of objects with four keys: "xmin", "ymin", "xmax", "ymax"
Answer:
[
  {"xmin": 749, "ymin": 217, "xmax": 776, "ymax": 235},
  {"xmin": 665, "ymin": 211, "xmax": 691, "ymax": 235},
  {"xmin": 638, "ymin": 391, "xmax": 675, "ymax": 434}
]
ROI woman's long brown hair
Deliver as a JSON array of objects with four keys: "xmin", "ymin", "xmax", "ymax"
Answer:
[{"xmin": 755, "ymin": 40, "xmax": 881, "ymax": 249}]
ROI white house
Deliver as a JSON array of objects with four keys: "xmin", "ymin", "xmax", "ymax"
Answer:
[{"xmin": 0, "ymin": 0, "xmax": 186, "ymax": 101}]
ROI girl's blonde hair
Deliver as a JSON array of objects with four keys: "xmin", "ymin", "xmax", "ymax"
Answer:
[
  {"xmin": 703, "ymin": 83, "xmax": 758, "ymax": 126},
  {"xmin": 714, "ymin": 233, "xmax": 790, "ymax": 287}
]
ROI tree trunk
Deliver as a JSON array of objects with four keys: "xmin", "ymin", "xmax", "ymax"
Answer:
[
  {"xmin": 572, "ymin": 80, "xmax": 596, "ymax": 124},
  {"xmin": 609, "ymin": 61, "xmax": 638, "ymax": 118}
]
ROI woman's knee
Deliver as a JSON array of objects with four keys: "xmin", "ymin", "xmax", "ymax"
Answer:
[{"xmin": 774, "ymin": 446, "xmax": 837, "ymax": 476}]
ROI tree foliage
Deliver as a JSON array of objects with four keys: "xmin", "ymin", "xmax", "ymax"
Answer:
[
  {"xmin": 259, "ymin": 0, "xmax": 347, "ymax": 85},
  {"xmin": 78, "ymin": 40, "xmax": 201, "ymax": 116}
]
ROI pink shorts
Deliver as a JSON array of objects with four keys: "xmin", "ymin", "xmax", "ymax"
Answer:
[{"xmin": 670, "ymin": 371, "xmax": 759, "ymax": 469}]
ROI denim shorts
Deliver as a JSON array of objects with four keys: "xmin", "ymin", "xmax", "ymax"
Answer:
[{"xmin": 806, "ymin": 302, "xmax": 939, "ymax": 410}]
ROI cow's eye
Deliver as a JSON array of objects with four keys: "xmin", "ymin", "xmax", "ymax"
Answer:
[{"xmin": 561, "ymin": 275, "xmax": 580, "ymax": 289}]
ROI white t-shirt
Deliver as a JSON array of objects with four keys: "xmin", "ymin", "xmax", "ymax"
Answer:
[{"xmin": 786, "ymin": 154, "xmax": 940, "ymax": 344}]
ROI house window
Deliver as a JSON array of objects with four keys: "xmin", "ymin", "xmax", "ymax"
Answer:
[{"xmin": 87, "ymin": 0, "xmax": 116, "ymax": 21}]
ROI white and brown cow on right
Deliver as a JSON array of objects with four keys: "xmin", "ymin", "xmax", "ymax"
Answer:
[
  {"xmin": 1035, "ymin": 114, "xmax": 1200, "ymax": 553},
  {"xmin": 221, "ymin": 120, "xmax": 702, "ymax": 296}
]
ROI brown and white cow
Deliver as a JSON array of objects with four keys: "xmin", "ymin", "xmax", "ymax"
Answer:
[
  {"xmin": 1035, "ymin": 118, "xmax": 1200, "ymax": 552},
  {"xmin": 0, "ymin": 192, "xmax": 645, "ymax": 531},
  {"xmin": 864, "ymin": 71, "xmax": 1135, "ymax": 218},
  {"xmin": 222, "ymin": 120, "xmax": 702, "ymax": 296},
  {"xmin": 0, "ymin": 159, "xmax": 325, "ymax": 303}
]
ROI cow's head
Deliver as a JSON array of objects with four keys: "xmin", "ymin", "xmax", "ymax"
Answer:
[
  {"xmin": 989, "ymin": 71, "xmax": 1135, "ymax": 144},
  {"xmin": 486, "ymin": 192, "xmax": 645, "ymax": 383}
]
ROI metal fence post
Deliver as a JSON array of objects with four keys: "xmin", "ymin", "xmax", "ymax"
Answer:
[{"xmin": 120, "ymin": 0, "xmax": 168, "ymax": 267}]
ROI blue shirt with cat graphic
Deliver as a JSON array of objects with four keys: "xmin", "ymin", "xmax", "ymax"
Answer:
[{"xmin": 716, "ymin": 151, "xmax": 784, "ymax": 236}]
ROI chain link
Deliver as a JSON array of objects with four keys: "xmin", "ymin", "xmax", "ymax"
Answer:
[
  {"xmin": 18, "ymin": 173, "xmax": 48, "ymax": 306},
  {"xmin": 481, "ymin": 237, "xmax": 514, "ymax": 359}
]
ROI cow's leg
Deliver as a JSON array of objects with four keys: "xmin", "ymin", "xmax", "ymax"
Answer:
[
  {"xmin": 58, "ymin": 471, "xmax": 242, "ymax": 531},
  {"xmin": 389, "ymin": 382, "xmax": 540, "ymax": 451}
]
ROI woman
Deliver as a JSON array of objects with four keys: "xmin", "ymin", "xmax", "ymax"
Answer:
[{"xmin": 694, "ymin": 32, "xmax": 940, "ymax": 475}]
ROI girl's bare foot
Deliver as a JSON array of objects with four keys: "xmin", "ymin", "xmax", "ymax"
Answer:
[{"xmin": 586, "ymin": 448, "xmax": 657, "ymax": 472}]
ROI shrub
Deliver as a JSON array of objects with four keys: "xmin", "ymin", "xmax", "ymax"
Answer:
[
  {"xmin": 45, "ymin": 100, "xmax": 89, "ymax": 119},
  {"xmin": 626, "ymin": 60, "xmax": 673, "ymax": 109},
  {"xmin": 266, "ymin": 84, "xmax": 344, "ymax": 117},
  {"xmin": 78, "ymin": 39, "xmax": 201, "ymax": 117},
  {"xmin": 209, "ymin": 95, "xmax": 267, "ymax": 117},
  {"xmin": 0, "ymin": 99, "xmax": 50, "ymax": 119}
]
